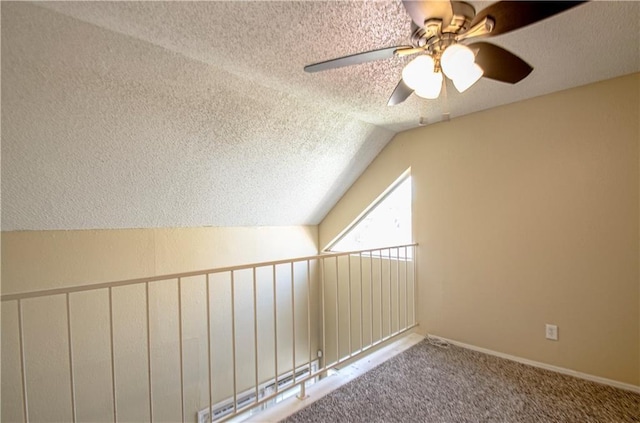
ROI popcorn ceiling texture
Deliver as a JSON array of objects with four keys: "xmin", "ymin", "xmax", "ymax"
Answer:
[{"xmin": 2, "ymin": 1, "xmax": 639, "ymax": 230}]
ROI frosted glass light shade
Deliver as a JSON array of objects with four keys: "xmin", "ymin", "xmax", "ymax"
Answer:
[
  {"xmin": 414, "ymin": 71, "xmax": 443, "ymax": 99},
  {"xmin": 452, "ymin": 63, "xmax": 483, "ymax": 93},
  {"xmin": 441, "ymin": 44, "xmax": 475, "ymax": 80},
  {"xmin": 402, "ymin": 55, "xmax": 435, "ymax": 90}
]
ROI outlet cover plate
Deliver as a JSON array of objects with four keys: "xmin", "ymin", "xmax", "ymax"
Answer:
[{"xmin": 545, "ymin": 324, "xmax": 558, "ymax": 341}]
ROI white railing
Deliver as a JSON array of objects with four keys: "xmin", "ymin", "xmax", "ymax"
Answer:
[{"xmin": 1, "ymin": 244, "xmax": 417, "ymax": 423}]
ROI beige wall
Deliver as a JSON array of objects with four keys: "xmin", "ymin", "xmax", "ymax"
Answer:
[
  {"xmin": 1, "ymin": 226, "xmax": 320, "ymax": 422},
  {"xmin": 2, "ymin": 226, "xmax": 318, "ymax": 294},
  {"xmin": 320, "ymin": 73, "xmax": 640, "ymax": 386}
]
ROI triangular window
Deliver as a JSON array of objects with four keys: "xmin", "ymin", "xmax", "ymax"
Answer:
[{"xmin": 327, "ymin": 173, "xmax": 412, "ymax": 257}]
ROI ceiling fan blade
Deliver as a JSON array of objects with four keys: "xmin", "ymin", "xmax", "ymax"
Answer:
[
  {"xmin": 304, "ymin": 46, "xmax": 410, "ymax": 73},
  {"xmin": 387, "ymin": 79, "xmax": 413, "ymax": 106},
  {"xmin": 402, "ymin": 0, "xmax": 453, "ymax": 28},
  {"xmin": 395, "ymin": 46, "xmax": 426, "ymax": 57},
  {"xmin": 470, "ymin": 42, "xmax": 533, "ymax": 84},
  {"xmin": 470, "ymin": 1, "xmax": 586, "ymax": 37}
]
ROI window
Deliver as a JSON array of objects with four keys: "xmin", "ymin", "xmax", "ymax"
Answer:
[{"xmin": 328, "ymin": 173, "xmax": 412, "ymax": 256}]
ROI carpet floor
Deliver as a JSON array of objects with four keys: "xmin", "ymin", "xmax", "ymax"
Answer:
[{"xmin": 282, "ymin": 339, "xmax": 639, "ymax": 422}]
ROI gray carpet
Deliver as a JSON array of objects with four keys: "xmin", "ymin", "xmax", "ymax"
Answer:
[{"xmin": 282, "ymin": 339, "xmax": 640, "ymax": 422}]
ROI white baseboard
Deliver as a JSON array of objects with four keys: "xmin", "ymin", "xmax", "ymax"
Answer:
[{"xmin": 428, "ymin": 335, "xmax": 640, "ymax": 394}]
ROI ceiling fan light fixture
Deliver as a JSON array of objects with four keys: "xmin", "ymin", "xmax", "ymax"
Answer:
[
  {"xmin": 452, "ymin": 63, "xmax": 483, "ymax": 93},
  {"xmin": 414, "ymin": 71, "xmax": 443, "ymax": 99},
  {"xmin": 306, "ymin": 1, "xmax": 588, "ymax": 106},
  {"xmin": 440, "ymin": 43, "xmax": 475, "ymax": 80},
  {"xmin": 402, "ymin": 55, "xmax": 435, "ymax": 90}
]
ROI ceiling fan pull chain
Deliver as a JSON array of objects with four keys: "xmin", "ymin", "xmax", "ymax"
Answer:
[{"xmin": 441, "ymin": 77, "xmax": 451, "ymax": 122}]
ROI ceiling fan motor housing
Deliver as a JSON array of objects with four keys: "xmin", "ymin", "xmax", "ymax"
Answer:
[
  {"xmin": 411, "ymin": 1, "xmax": 475, "ymax": 45},
  {"xmin": 410, "ymin": 1, "xmax": 477, "ymax": 69}
]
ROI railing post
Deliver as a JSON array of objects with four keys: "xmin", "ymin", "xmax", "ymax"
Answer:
[
  {"xmin": 230, "ymin": 272, "xmax": 237, "ymax": 415},
  {"xmin": 272, "ymin": 265, "xmax": 279, "ymax": 392},
  {"xmin": 379, "ymin": 249, "xmax": 383, "ymax": 340},
  {"xmin": 296, "ymin": 380, "xmax": 307, "ymax": 400},
  {"xmin": 17, "ymin": 299, "xmax": 29, "ymax": 423},
  {"xmin": 145, "ymin": 283, "xmax": 153, "ymax": 423},
  {"xmin": 306, "ymin": 260, "xmax": 312, "ymax": 378},
  {"xmin": 347, "ymin": 254, "xmax": 352, "ymax": 356},
  {"xmin": 108, "ymin": 288, "xmax": 117, "ymax": 423},
  {"xmin": 394, "ymin": 248, "xmax": 398, "ymax": 333},
  {"xmin": 335, "ymin": 256, "xmax": 339, "ymax": 363},
  {"xmin": 178, "ymin": 278, "xmax": 185, "ymax": 422},
  {"xmin": 359, "ymin": 252, "xmax": 363, "ymax": 352},
  {"xmin": 253, "ymin": 268, "xmax": 259, "ymax": 405},
  {"xmin": 388, "ymin": 248, "xmax": 392, "ymax": 337},
  {"xmin": 320, "ymin": 257, "xmax": 326, "ymax": 375},
  {"xmin": 297, "ymin": 261, "xmax": 310, "ymax": 398},
  {"xmin": 413, "ymin": 245, "xmax": 417, "ymax": 325},
  {"xmin": 369, "ymin": 250, "xmax": 373, "ymax": 348},
  {"xmin": 404, "ymin": 246, "xmax": 408, "ymax": 330},
  {"xmin": 206, "ymin": 274, "xmax": 213, "ymax": 423},
  {"xmin": 291, "ymin": 262, "xmax": 296, "ymax": 385},
  {"xmin": 66, "ymin": 293, "xmax": 77, "ymax": 423}
]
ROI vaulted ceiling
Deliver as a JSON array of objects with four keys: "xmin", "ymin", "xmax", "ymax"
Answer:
[{"xmin": 2, "ymin": 1, "xmax": 638, "ymax": 231}]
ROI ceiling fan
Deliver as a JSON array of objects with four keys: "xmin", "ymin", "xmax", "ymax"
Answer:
[{"xmin": 304, "ymin": 1, "xmax": 586, "ymax": 105}]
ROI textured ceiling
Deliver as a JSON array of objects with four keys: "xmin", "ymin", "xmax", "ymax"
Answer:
[{"xmin": 2, "ymin": 1, "xmax": 639, "ymax": 231}]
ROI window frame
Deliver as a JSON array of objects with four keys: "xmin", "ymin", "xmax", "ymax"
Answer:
[{"xmin": 324, "ymin": 168, "xmax": 412, "ymax": 254}]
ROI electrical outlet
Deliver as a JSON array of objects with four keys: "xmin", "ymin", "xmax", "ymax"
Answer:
[{"xmin": 545, "ymin": 324, "xmax": 558, "ymax": 341}]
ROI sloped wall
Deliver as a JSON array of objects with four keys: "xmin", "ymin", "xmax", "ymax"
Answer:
[{"xmin": 320, "ymin": 73, "xmax": 640, "ymax": 386}]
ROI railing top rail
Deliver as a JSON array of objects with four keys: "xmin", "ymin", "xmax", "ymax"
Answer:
[{"xmin": 1, "ymin": 243, "xmax": 418, "ymax": 302}]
